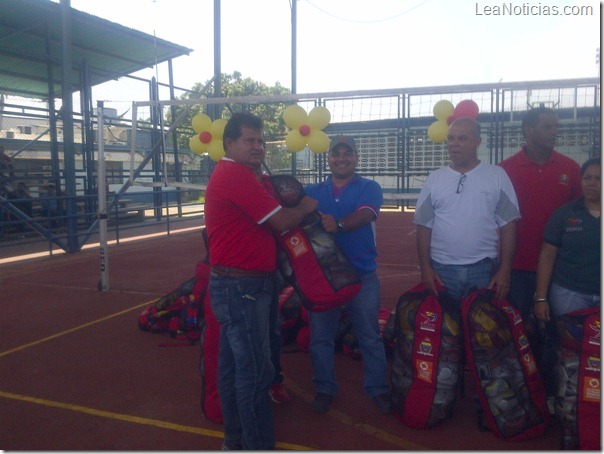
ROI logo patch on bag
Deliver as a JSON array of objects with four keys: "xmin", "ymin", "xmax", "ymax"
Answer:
[
  {"xmin": 588, "ymin": 320, "xmax": 600, "ymax": 346},
  {"xmin": 521, "ymin": 352, "xmax": 538, "ymax": 375},
  {"xmin": 419, "ymin": 311, "xmax": 437, "ymax": 332},
  {"xmin": 418, "ymin": 338, "xmax": 434, "ymax": 356},
  {"xmin": 586, "ymin": 356, "xmax": 600, "ymax": 372},
  {"xmin": 583, "ymin": 377, "xmax": 600, "ymax": 402},
  {"xmin": 518, "ymin": 334, "xmax": 529, "ymax": 350},
  {"xmin": 415, "ymin": 359, "xmax": 434, "ymax": 383},
  {"xmin": 286, "ymin": 233, "xmax": 309, "ymax": 258},
  {"xmin": 502, "ymin": 304, "xmax": 522, "ymax": 325}
]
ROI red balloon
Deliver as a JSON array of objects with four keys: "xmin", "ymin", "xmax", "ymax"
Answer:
[
  {"xmin": 453, "ymin": 100, "xmax": 479, "ymax": 119},
  {"xmin": 199, "ymin": 131, "xmax": 212, "ymax": 144},
  {"xmin": 299, "ymin": 124, "xmax": 311, "ymax": 136}
]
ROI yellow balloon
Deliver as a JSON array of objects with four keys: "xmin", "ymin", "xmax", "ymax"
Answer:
[
  {"xmin": 283, "ymin": 105, "xmax": 307, "ymax": 129},
  {"xmin": 307, "ymin": 106, "xmax": 331, "ymax": 130},
  {"xmin": 285, "ymin": 129, "xmax": 307, "ymax": 152},
  {"xmin": 307, "ymin": 130, "xmax": 330, "ymax": 153},
  {"xmin": 427, "ymin": 120, "xmax": 449, "ymax": 143},
  {"xmin": 211, "ymin": 118, "xmax": 228, "ymax": 138},
  {"xmin": 208, "ymin": 140, "xmax": 225, "ymax": 162},
  {"xmin": 189, "ymin": 134, "xmax": 206, "ymax": 154},
  {"xmin": 433, "ymin": 100, "xmax": 454, "ymax": 121},
  {"xmin": 192, "ymin": 113, "xmax": 212, "ymax": 134}
]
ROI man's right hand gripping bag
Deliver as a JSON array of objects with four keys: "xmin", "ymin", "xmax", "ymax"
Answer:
[
  {"xmin": 269, "ymin": 175, "xmax": 361, "ymax": 312},
  {"xmin": 555, "ymin": 307, "xmax": 600, "ymax": 450},
  {"xmin": 461, "ymin": 288, "xmax": 550, "ymax": 441},
  {"xmin": 390, "ymin": 282, "xmax": 463, "ymax": 429}
]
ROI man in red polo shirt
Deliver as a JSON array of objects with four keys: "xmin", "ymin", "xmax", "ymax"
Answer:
[
  {"xmin": 204, "ymin": 112, "xmax": 316, "ymax": 450},
  {"xmin": 499, "ymin": 106, "xmax": 581, "ymax": 404}
]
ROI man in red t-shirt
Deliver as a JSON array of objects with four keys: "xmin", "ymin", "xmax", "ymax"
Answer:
[
  {"xmin": 204, "ymin": 113, "xmax": 316, "ymax": 450},
  {"xmin": 499, "ymin": 107, "xmax": 581, "ymax": 401}
]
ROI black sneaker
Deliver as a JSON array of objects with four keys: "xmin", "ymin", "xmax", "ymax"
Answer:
[
  {"xmin": 372, "ymin": 392, "xmax": 392, "ymax": 415},
  {"xmin": 312, "ymin": 392, "xmax": 334, "ymax": 413}
]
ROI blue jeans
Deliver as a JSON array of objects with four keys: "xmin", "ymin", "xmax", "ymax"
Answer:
[
  {"xmin": 507, "ymin": 270, "xmax": 557, "ymax": 396},
  {"xmin": 549, "ymin": 282, "xmax": 600, "ymax": 317},
  {"xmin": 209, "ymin": 274, "xmax": 275, "ymax": 450},
  {"xmin": 270, "ymin": 280, "xmax": 284, "ymax": 384},
  {"xmin": 431, "ymin": 257, "xmax": 496, "ymax": 303},
  {"xmin": 309, "ymin": 271, "xmax": 388, "ymax": 397}
]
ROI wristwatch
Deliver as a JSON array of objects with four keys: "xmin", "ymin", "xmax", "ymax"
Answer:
[{"xmin": 336, "ymin": 219, "xmax": 345, "ymax": 232}]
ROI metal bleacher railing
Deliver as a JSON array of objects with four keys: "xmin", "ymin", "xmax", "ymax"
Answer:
[{"xmin": 0, "ymin": 77, "xmax": 600, "ymax": 259}]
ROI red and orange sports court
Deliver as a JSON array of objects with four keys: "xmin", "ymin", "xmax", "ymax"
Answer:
[{"xmin": 0, "ymin": 211, "xmax": 563, "ymax": 450}]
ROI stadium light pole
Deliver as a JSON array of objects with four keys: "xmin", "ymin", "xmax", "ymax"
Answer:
[
  {"xmin": 291, "ymin": 0, "xmax": 298, "ymax": 175},
  {"xmin": 291, "ymin": 0, "xmax": 297, "ymax": 95},
  {"xmin": 213, "ymin": 0, "xmax": 221, "ymax": 120}
]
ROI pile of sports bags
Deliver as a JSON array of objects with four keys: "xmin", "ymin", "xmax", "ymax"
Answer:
[
  {"xmin": 555, "ymin": 308, "xmax": 600, "ymax": 450},
  {"xmin": 137, "ymin": 260, "xmax": 209, "ymax": 344},
  {"xmin": 391, "ymin": 283, "xmax": 551, "ymax": 441}
]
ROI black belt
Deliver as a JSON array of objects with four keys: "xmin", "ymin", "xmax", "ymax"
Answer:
[{"xmin": 210, "ymin": 265, "xmax": 272, "ymax": 279}]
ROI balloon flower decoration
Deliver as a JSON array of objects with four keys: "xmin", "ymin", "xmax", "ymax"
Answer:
[
  {"xmin": 283, "ymin": 105, "xmax": 331, "ymax": 153},
  {"xmin": 427, "ymin": 99, "xmax": 480, "ymax": 143},
  {"xmin": 189, "ymin": 113, "xmax": 228, "ymax": 162}
]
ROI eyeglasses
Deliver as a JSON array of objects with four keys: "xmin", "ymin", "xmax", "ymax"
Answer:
[{"xmin": 456, "ymin": 174, "xmax": 467, "ymax": 194}]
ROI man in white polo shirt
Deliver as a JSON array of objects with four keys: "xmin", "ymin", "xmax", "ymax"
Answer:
[{"xmin": 414, "ymin": 117, "xmax": 520, "ymax": 303}]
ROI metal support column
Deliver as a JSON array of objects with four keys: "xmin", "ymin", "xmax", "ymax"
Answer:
[{"xmin": 60, "ymin": 0, "xmax": 79, "ymax": 252}]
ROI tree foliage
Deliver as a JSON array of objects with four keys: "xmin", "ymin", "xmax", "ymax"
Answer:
[{"xmin": 171, "ymin": 71, "xmax": 294, "ymax": 170}]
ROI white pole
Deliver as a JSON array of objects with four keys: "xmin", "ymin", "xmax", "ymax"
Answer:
[
  {"xmin": 129, "ymin": 102, "xmax": 137, "ymax": 184},
  {"xmin": 97, "ymin": 101, "xmax": 109, "ymax": 291}
]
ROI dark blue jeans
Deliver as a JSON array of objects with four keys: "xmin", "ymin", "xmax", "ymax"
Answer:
[
  {"xmin": 270, "ymin": 273, "xmax": 284, "ymax": 385},
  {"xmin": 507, "ymin": 270, "xmax": 557, "ymax": 397},
  {"xmin": 209, "ymin": 273, "xmax": 275, "ymax": 450}
]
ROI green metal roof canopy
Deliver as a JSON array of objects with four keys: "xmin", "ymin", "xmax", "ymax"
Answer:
[{"xmin": 0, "ymin": 0, "xmax": 193, "ymax": 99}]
